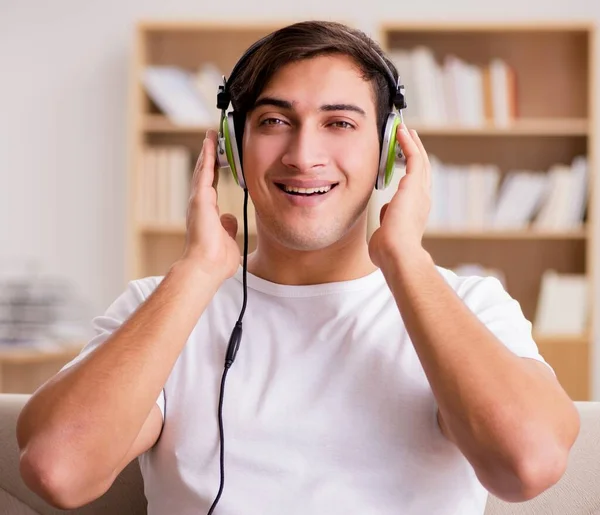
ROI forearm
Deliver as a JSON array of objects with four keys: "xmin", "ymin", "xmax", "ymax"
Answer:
[
  {"xmin": 379, "ymin": 249, "xmax": 578, "ymax": 500},
  {"xmin": 17, "ymin": 259, "xmax": 220, "ymax": 486}
]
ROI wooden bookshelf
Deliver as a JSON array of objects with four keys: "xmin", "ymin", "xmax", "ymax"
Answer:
[
  {"xmin": 127, "ymin": 21, "xmax": 595, "ymax": 400},
  {"xmin": 370, "ymin": 22, "xmax": 596, "ymax": 400},
  {"xmin": 127, "ymin": 22, "xmax": 286, "ymax": 281},
  {"xmin": 0, "ymin": 343, "xmax": 84, "ymax": 393}
]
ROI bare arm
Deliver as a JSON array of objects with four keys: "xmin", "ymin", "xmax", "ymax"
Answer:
[
  {"xmin": 16, "ymin": 130, "xmax": 241, "ymax": 509},
  {"xmin": 17, "ymin": 261, "xmax": 221, "ymax": 509},
  {"xmin": 382, "ymin": 249, "xmax": 579, "ymax": 502}
]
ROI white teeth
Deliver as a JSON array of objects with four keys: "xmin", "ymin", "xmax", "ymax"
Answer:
[{"xmin": 282, "ymin": 185, "xmax": 332, "ymax": 194}]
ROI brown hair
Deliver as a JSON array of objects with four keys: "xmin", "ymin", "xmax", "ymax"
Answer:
[{"xmin": 228, "ymin": 20, "xmax": 399, "ymax": 145}]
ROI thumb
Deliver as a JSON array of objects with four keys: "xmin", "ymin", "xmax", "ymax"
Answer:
[{"xmin": 220, "ymin": 213, "xmax": 238, "ymax": 240}]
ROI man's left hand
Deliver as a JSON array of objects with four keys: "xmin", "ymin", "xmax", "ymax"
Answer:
[{"xmin": 369, "ymin": 124, "xmax": 432, "ymax": 269}]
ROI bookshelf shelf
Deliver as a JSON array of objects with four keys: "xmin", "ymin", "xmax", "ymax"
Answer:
[
  {"xmin": 144, "ymin": 114, "xmax": 211, "ymax": 134},
  {"xmin": 139, "ymin": 223, "xmax": 187, "ymax": 235},
  {"xmin": 535, "ymin": 334, "xmax": 590, "ymax": 401},
  {"xmin": 411, "ymin": 119, "xmax": 589, "ymax": 137},
  {"xmin": 379, "ymin": 22, "xmax": 595, "ymax": 32},
  {"xmin": 144, "ymin": 114, "xmax": 589, "ymax": 137},
  {"xmin": 424, "ymin": 228, "xmax": 588, "ymax": 240},
  {"xmin": 535, "ymin": 333, "xmax": 590, "ymax": 346}
]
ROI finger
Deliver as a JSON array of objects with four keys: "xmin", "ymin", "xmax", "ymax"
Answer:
[
  {"xmin": 411, "ymin": 130, "xmax": 430, "ymax": 167},
  {"xmin": 197, "ymin": 129, "xmax": 219, "ymax": 189},
  {"xmin": 395, "ymin": 124, "xmax": 423, "ymax": 173},
  {"xmin": 220, "ymin": 213, "xmax": 238, "ymax": 240},
  {"xmin": 410, "ymin": 130, "xmax": 431, "ymax": 189},
  {"xmin": 192, "ymin": 130, "xmax": 217, "ymax": 195},
  {"xmin": 212, "ymin": 145, "xmax": 220, "ymax": 191},
  {"xmin": 190, "ymin": 140, "xmax": 205, "ymax": 196}
]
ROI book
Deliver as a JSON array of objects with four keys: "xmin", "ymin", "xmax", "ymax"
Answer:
[{"xmin": 142, "ymin": 66, "xmax": 213, "ymax": 126}]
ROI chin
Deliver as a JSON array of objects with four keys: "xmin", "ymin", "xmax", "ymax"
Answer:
[{"xmin": 262, "ymin": 215, "xmax": 355, "ymax": 252}]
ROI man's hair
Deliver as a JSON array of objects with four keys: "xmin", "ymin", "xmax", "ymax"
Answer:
[{"xmin": 228, "ymin": 20, "xmax": 399, "ymax": 144}]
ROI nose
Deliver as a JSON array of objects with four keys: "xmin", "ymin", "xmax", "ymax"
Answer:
[{"xmin": 281, "ymin": 124, "xmax": 329, "ymax": 173}]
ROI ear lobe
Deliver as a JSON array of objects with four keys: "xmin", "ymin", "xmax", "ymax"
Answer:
[
  {"xmin": 379, "ymin": 203, "xmax": 389, "ymax": 225},
  {"xmin": 220, "ymin": 213, "xmax": 238, "ymax": 240}
]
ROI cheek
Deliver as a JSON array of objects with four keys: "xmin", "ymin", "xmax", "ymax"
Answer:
[
  {"xmin": 242, "ymin": 132, "xmax": 284, "ymax": 179},
  {"xmin": 334, "ymin": 136, "xmax": 380, "ymax": 184}
]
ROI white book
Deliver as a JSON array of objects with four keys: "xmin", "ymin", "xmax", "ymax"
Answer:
[
  {"xmin": 446, "ymin": 164, "xmax": 468, "ymax": 229},
  {"xmin": 482, "ymin": 165, "xmax": 501, "ymax": 227},
  {"xmin": 411, "ymin": 46, "xmax": 441, "ymax": 125},
  {"xmin": 466, "ymin": 164, "xmax": 486, "ymax": 230},
  {"xmin": 442, "ymin": 56, "xmax": 460, "ymax": 124},
  {"xmin": 464, "ymin": 164, "xmax": 500, "ymax": 230},
  {"xmin": 156, "ymin": 148, "xmax": 170, "ymax": 224},
  {"xmin": 193, "ymin": 63, "xmax": 225, "ymax": 126},
  {"xmin": 459, "ymin": 61, "xmax": 480, "ymax": 126},
  {"xmin": 168, "ymin": 147, "xmax": 191, "ymax": 224},
  {"xmin": 389, "ymin": 50, "xmax": 420, "ymax": 123},
  {"xmin": 533, "ymin": 165, "xmax": 570, "ymax": 230},
  {"xmin": 565, "ymin": 155, "xmax": 588, "ymax": 228},
  {"xmin": 468, "ymin": 64, "xmax": 485, "ymax": 127},
  {"xmin": 534, "ymin": 270, "xmax": 589, "ymax": 336},
  {"xmin": 139, "ymin": 148, "xmax": 153, "ymax": 223},
  {"xmin": 143, "ymin": 66, "xmax": 213, "ymax": 126},
  {"xmin": 427, "ymin": 155, "xmax": 447, "ymax": 229},
  {"xmin": 145, "ymin": 148, "xmax": 158, "ymax": 223},
  {"xmin": 492, "ymin": 171, "xmax": 548, "ymax": 229},
  {"xmin": 489, "ymin": 59, "xmax": 509, "ymax": 127}
]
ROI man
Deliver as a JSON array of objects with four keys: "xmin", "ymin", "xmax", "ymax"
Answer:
[{"xmin": 17, "ymin": 20, "xmax": 579, "ymax": 515}]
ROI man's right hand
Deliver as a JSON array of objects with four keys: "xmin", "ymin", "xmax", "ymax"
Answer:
[{"xmin": 181, "ymin": 129, "xmax": 242, "ymax": 282}]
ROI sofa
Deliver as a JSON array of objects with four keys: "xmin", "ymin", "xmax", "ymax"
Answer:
[{"xmin": 1, "ymin": 394, "xmax": 599, "ymax": 514}]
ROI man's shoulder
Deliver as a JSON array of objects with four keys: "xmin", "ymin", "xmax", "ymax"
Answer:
[
  {"xmin": 127, "ymin": 273, "xmax": 240, "ymax": 302},
  {"xmin": 434, "ymin": 264, "xmax": 525, "ymax": 323},
  {"xmin": 435, "ymin": 265, "xmax": 508, "ymax": 302},
  {"xmin": 128, "ymin": 275, "xmax": 165, "ymax": 300}
]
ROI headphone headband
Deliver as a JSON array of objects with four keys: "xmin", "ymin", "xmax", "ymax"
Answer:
[{"xmin": 216, "ymin": 29, "xmax": 406, "ymax": 113}]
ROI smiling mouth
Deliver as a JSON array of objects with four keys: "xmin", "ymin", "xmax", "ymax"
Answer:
[{"xmin": 275, "ymin": 183, "xmax": 339, "ymax": 196}]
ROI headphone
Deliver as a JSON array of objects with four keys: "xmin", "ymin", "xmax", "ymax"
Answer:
[{"xmin": 214, "ymin": 31, "xmax": 407, "ymax": 191}]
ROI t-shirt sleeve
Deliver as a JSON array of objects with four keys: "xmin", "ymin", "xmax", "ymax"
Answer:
[
  {"xmin": 458, "ymin": 274, "xmax": 554, "ymax": 374},
  {"xmin": 60, "ymin": 279, "xmax": 166, "ymax": 420}
]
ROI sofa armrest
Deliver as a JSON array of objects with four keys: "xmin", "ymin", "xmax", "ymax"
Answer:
[
  {"xmin": 486, "ymin": 402, "xmax": 600, "ymax": 514},
  {"xmin": 0, "ymin": 484, "xmax": 41, "ymax": 515}
]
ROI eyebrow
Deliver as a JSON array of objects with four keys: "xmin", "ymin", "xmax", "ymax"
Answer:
[{"xmin": 252, "ymin": 96, "xmax": 366, "ymax": 116}]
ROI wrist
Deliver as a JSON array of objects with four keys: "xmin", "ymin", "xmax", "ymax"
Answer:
[
  {"xmin": 378, "ymin": 245, "xmax": 434, "ymax": 279},
  {"xmin": 168, "ymin": 258, "xmax": 224, "ymax": 294}
]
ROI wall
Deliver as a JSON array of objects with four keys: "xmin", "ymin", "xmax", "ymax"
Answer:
[{"xmin": 0, "ymin": 0, "xmax": 598, "ymax": 393}]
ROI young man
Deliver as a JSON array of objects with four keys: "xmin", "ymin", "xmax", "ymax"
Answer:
[{"xmin": 17, "ymin": 20, "xmax": 579, "ymax": 515}]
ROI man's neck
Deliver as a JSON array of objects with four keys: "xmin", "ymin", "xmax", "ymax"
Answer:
[{"xmin": 245, "ymin": 227, "xmax": 377, "ymax": 286}]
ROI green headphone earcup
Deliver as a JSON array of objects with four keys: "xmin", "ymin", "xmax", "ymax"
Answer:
[
  {"xmin": 222, "ymin": 116, "xmax": 238, "ymax": 184},
  {"xmin": 222, "ymin": 113, "xmax": 246, "ymax": 189},
  {"xmin": 383, "ymin": 115, "xmax": 401, "ymax": 188},
  {"xmin": 376, "ymin": 112, "xmax": 401, "ymax": 190}
]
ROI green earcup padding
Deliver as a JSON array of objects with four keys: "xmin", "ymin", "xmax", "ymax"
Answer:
[
  {"xmin": 384, "ymin": 115, "xmax": 401, "ymax": 188},
  {"xmin": 222, "ymin": 116, "xmax": 239, "ymax": 185}
]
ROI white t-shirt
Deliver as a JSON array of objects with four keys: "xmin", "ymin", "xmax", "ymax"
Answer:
[{"xmin": 63, "ymin": 264, "xmax": 552, "ymax": 515}]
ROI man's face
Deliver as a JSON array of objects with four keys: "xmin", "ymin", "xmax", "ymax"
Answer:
[{"xmin": 241, "ymin": 53, "xmax": 381, "ymax": 251}]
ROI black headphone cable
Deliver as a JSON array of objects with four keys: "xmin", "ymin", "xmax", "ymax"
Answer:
[{"xmin": 206, "ymin": 187, "xmax": 249, "ymax": 515}]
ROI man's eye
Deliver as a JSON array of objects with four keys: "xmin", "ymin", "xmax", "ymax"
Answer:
[
  {"xmin": 331, "ymin": 121, "xmax": 354, "ymax": 129},
  {"xmin": 260, "ymin": 118, "xmax": 285, "ymax": 126}
]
